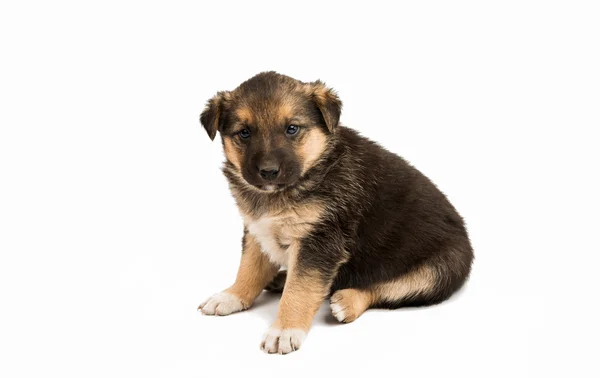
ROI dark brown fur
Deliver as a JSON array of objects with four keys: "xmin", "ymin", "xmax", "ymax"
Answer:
[{"xmin": 199, "ymin": 71, "xmax": 473, "ymax": 351}]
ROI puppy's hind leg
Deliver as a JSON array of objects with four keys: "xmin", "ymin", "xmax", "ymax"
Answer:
[
  {"xmin": 370, "ymin": 264, "xmax": 439, "ymax": 309},
  {"xmin": 372, "ymin": 245, "xmax": 473, "ymax": 309},
  {"xmin": 330, "ymin": 288, "xmax": 373, "ymax": 323},
  {"xmin": 330, "ymin": 263, "xmax": 446, "ymax": 323},
  {"xmin": 329, "ymin": 265, "xmax": 435, "ymax": 323}
]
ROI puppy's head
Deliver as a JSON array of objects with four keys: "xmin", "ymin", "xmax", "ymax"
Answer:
[{"xmin": 200, "ymin": 72, "xmax": 341, "ymax": 191}]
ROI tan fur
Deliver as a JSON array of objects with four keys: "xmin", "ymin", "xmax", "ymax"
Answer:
[
  {"xmin": 330, "ymin": 288, "xmax": 374, "ymax": 323},
  {"xmin": 242, "ymin": 202, "xmax": 324, "ymax": 267},
  {"xmin": 276, "ymin": 100, "xmax": 294, "ymax": 121},
  {"xmin": 329, "ymin": 264, "xmax": 437, "ymax": 323},
  {"xmin": 273, "ymin": 243, "xmax": 329, "ymax": 330},
  {"xmin": 225, "ymin": 233, "xmax": 279, "ymax": 307},
  {"xmin": 200, "ymin": 92, "xmax": 229, "ymax": 140},
  {"xmin": 299, "ymin": 81, "xmax": 333, "ymax": 104},
  {"xmin": 297, "ymin": 81, "xmax": 340, "ymax": 131},
  {"xmin": 235, "ymin": 106, "xmax": 254, "ymax": 124},
  {"xmin": 311, "ymin": 85, "xmax": 331, "ymax": 103},
  {"xmin": 298, "ymin": 81, "xmax": 320, "ymax": 96},
  {"xmin": 372, "ymin": 264, "xmax": 437, "ymax": 303},
  {"xmin": 222, "ymin": 137, "xmax": 242, "ymax": 170},
  {"xmin": 298, "ymin": 128, "xmax": 327, "ymax": 174}
]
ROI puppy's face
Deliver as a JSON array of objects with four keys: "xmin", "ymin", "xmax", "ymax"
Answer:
[{"xmin": 200, "ymin": 72, "xmax": 342, "ymax": 191}]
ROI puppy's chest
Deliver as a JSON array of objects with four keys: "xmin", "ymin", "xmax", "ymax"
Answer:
[{"xmin": 243, "ymin": 207, "xmax": 322, "ymax": 267}]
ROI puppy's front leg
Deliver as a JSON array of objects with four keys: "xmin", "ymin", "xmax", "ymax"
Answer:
[
  {"xmin": 199, "ymin": 232, "xmax": 279, "ymax": 315},
  {"xmin": 260, "ymin": 241, "xmax": 339, "ymax": 354}
]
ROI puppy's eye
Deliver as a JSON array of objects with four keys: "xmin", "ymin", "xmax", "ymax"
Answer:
[
  {"xmin": 238, "ymin": 129, "xmax": 251, "ymax": 139},
  {"xmin": 286, "ymin": 125, "xmax": 299, "ymax": 135}
]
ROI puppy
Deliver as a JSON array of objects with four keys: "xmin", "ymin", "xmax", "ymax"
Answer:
[{"xmin": 198, "ymin": 72, "xmax": 473, "ymax": 354}]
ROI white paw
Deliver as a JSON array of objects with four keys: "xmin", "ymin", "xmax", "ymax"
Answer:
[
  {"xmin": 330, "ymin": 302, "xmax": 346, "ymax": 322},
  {"xmin": 260, "ymin": 327, "xmax": 306, "ymax": 354},
  {"xmin": 198, "ymin": 292, "xmax": 246, "ymax": 316}
]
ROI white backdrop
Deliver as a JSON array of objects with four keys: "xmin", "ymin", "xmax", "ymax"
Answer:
[{"xmin": 1, "ymin": 1, "xmax": 599, "ymax": 377}]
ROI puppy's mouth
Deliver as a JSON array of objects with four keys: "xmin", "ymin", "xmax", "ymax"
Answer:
[
  {"xmin": 239, "ymin": 169, "xmax": 301, "ymax": 192},
  {"xmin": 256, "ymin": 184, "xmax": 287, "ymax": 192}
]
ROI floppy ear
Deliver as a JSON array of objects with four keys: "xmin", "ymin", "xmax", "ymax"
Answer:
[
  {"xmin": 306, "ymin": 80, "xmax": 342, "ymax": 132},
  {"xmin": 200, "ymin": 91, "xmax": 231, "ymax": 141}
]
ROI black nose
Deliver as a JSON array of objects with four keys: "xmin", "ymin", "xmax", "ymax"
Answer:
[{"xmin": 259, "ymin": 167, "xmax": 280, "ymax": 180}]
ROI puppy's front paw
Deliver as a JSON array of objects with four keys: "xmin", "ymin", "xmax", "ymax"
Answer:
[
  {"xmin": 198, "ymin": 292, "xmax": 246, "ymax": 316},
  {"xmin": 260, "ymin": 327, "xmax": 306, "ymax": 354}
]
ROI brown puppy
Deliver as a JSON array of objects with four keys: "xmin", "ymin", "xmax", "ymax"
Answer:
[{"xmin": 198, "ymin": 72, "xmax": 473, "ymax": 354}]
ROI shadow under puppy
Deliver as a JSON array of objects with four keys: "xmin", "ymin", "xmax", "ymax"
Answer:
[{"xmin": 198, "ymin": 72, "xmax": 473, "ymax": 354}]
